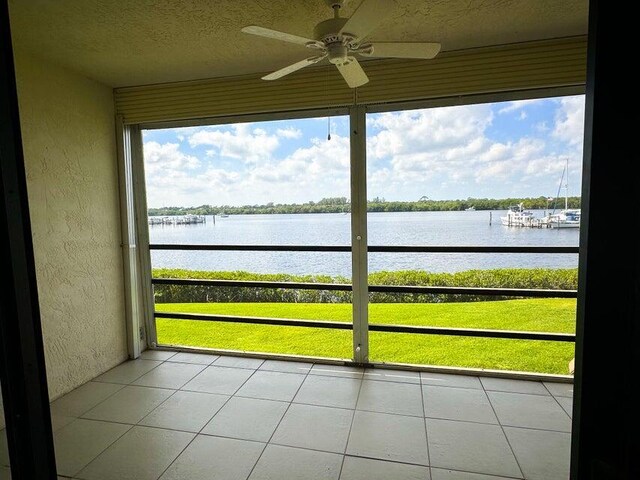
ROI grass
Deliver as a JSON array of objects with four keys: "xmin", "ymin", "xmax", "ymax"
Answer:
[{"xmin": 155, "ymin": 298, "xmax": 576, "ymax": 374}]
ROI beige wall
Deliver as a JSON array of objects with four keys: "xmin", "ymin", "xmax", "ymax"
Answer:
[{"xmin": 14, "ymin": 51, "xmax": 127, "ymax": 399}]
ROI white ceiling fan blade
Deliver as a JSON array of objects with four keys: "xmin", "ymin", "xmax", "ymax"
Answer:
[
  {"xmin": 340, "ymin": 0, "xmax": 396, "ymax": 40},
  {"xmin": 242, "ymin": 25, "xmax": 322, "ymax": 48},
  {"xmin": 336, "ymin": 58, "xmax": 369, "ymax": 88},
  {"xmin": 262, "ymin": 55, "xmax": 327, "ymax": 81},
  {"xmin": 360, "ymin": 42, "xmax": 441, "ymax": 59}
]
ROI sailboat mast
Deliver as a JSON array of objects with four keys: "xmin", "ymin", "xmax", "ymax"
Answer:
[{"xmin": 565, "ymin": 157, "xmax": 569, "ymax": 210}]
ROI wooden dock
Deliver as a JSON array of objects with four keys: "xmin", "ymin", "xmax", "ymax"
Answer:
[{"xmin": 148, "ymin": 215, "xmax": 206, "ymax": 226}]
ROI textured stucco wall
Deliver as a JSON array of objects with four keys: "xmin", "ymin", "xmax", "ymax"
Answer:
[{"xmin": 14, "ymin": 51, "xmax": 127, "ymax": 400}]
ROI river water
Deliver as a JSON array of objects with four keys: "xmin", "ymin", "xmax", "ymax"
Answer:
[{"xmin": 148, "ymin": 210, "xmax": 579, "ymax": 276}]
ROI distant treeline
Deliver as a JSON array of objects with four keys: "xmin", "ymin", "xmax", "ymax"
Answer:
[
  {"xmin": 148, "ymin": 196, "xmax": 581, "ymax": 216},
  {"xmin": 153, "ymin": 268, "xmax": 578, "ymax": 304}
]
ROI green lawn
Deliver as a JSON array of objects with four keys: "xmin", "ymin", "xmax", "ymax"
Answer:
[{"xmin": 155, "ymin": 299, "xmax": 576, "ymax": 374}]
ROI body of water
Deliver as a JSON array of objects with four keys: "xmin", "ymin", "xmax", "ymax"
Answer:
[{"xmin": 148, "ymin": 211, "xmax": 579, "ymax": 276}]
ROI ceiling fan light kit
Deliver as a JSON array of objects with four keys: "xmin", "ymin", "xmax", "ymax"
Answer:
[{"xmin": 241, "ymin": 0, "xmax": 441, "ymax": 88}]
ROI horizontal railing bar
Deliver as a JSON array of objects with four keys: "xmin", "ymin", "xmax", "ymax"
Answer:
[
  {"xmin": 151, "ymin": 278, "xmax": 352, "ymax": 291},
  {"xmin": 151, "ymin": 277, "xmax": 577, "ymax": 298},
  {"xmin": 153, "ymin": 311, "xmax": 575, "ymax": 341},
  {"xmin": 150, "ymin": 244, "xmax": 350, "ymax": 252},
  {"xmin": 368, "ymin": 245, "xmax": 579, "ymax": 254},
  {"xmin": 154, "ymin": 312, "xmax": 352, "ymax": 329},
  {"xmin": 368, "ymin": 324, "xmax": 575, "ymax": 342},
  {"xmin": 368, "ymin": 285, "xmax": 577, "ymax": 298},
  {"xmin": 149, "ymin": 243, "xmax": 579, "ymax": 254}
]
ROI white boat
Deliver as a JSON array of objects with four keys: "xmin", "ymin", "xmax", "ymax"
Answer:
[
  {"xmin": 501, "ymin": 203, "xmax": 540, "ymax": 227},
  {"xmin": 542, "ymin": 209, "xmax": 580, "ymax": 229},
  {"xmin": 541, "ymin": 159, "xmax": 581, "ymax": 229},
  {"xmin": 465, "ymin": 206, "xmax": 476, "ymax": 211}
]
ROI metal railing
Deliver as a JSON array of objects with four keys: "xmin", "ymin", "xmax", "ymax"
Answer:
[{"xmin": 149, "ymin": 244, "xmax": 579, "ymax": 343}]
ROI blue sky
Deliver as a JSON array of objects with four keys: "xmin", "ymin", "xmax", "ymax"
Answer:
[{"xmin": 142, "ymin": 95, "xmax": 585, "ymax": 207}]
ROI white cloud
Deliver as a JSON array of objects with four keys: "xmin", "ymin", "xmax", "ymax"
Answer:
[
  {"xmin": 518, "ymin": 111, "xmax": 527, "ymax": 120},
  {"xmin": 276, "ymin": 127, "xmax": 302, "ymax": 139},
  {"xmin": 368, "ymin": 105, "xmax": 493, "ymax": 161},
  {"xmin": 144, "ymin": 133, "xmax": 350, "ymax": 207},
  {"xmin": 143, "ymin": 96, "xmax": 586, "ymax": 206},
  {"xmin": 366, "ymin": 101, "xmax": 583, "ymax": 200},
  {"xmin": 498, "ymin": 99, "xmax": 539, "ymax": 114},
  {"xmin": 535, "ymin": 121, "xmax": 549, "ymax": 133},
  {"xmin": 369, "ymin": 105, "xmax": 495, "ymax": 182},
  {"xmin": 553, "ymin": 96, "xmax": 586, "ymax": 146},
  {"xmin": 244, "ymin": 135, "xmax": 351, "ymax": 202},
  {"xmin": 143, "ymin": 142, "xmax": 200, "ymax": 176},
  {"xmin": 188, "ymin": 123, "xmax": 279, "ymax": 163}
]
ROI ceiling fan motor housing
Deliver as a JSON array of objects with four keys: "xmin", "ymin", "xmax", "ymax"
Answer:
[{"xmin": 314, "ymin": 18, "xmax": 355, "ymax": 65}]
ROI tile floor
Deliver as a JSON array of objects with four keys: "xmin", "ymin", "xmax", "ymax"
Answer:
[{"xmin": 0, "ymin": 351, "xmax": 574, "ymax": 480}]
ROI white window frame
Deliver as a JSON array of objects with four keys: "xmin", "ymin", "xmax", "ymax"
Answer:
[{"xmin": 118, "ymin": 86, "xmax": 584, "ymax": 364}]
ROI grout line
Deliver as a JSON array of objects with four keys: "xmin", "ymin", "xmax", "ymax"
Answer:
[
  {"xmin": 193, "ymin": 396, "xmax": 236, "ymax": 435},
  {"xmin": 211, "ymin": 356, "xmax": 266, "ymax": 370},
  {"xmin": 363, "ymin": 379, "xmax": 421, "ymax": 386},
  {"xmin": 341, "ymin": 452, "xmax": 429, "ymax": 469},
  {"xmin": 188, "ymin": 383, "xmax": 251, "ymax": 439},
  {"xmin": 92, "ymin": 360, "xmax": 164, "ymax": 387},
  {"xmin": 135, "ymin": 390, "xmax": 199, "ymax": 430},
  {"xmin": 177, "ymin": 366, "xmax": 260, "ymax": 396},
  {"xmin": 80, "ymin": 367, "xmax": 202, "ymax": 432},
  {"xmin": 485, "ymin": 387, "xmax": 526, "ymax": 479},
  {"xmin": 430, "ymin": 465, "xmax": 522, "ymax": 479},
  {"xmin": 485, "ymin": 388, "xmax": 553, "ymax": 397},
  {"xmin": 69, "ymin": 422, "xmax": 135, "ymax": 478},
  {"xmin": 499, "ymin": 423, "xmax": 572, "ymax": 435},
  {"xmin": 165, "ymin": 351, "xmax": 220, "ymax": 365},
  {"xmin": 141, "ymin": 351, "xmax": 178, "ymax": 362},
  {"xmin": 244, "ymin": 361, "xmax": 315, "ymax": 479},
  {"xmin": 152, "ymin": 429, "xmax": 197, "ymax": 480},
  {"xmin": 419, "ymin": 382, "xmax": 432, "ymax": 472},
  {"xmin": 542, "ymin": 382, "xmax": 574, "ymax": 420},
  {"xmin": 423, "ymin": 414, "xmax": 571, "ymax": 433},
  {"xmin": 198, "ymin": 431, "xmax": 271, "ymax": 444},
  {"xmin": 165, "ymin": 360, "xmax": 216, "ymax": 366},
  {"xmin": 286, "ymin": 398, "xmax": 359, "ymax": 412},
  {"xmin": 53, "ymin": 382, "xmax": 127, "ymax": 419},
  {"xmin": 148, "ymin": 360, "xmax": 238, "ymax": 480},
  {"xmin": 267, "ymin": 440, "xmax": 351, "ymax": 457},
  {"xmin": 337, "ymin": 374, "xmax": 364, "ymax": 479},
  {"xmin": 79, "ymin": 411, "xmax": 570, "ymax": 439},
  {"xmin": 130, "ymin": 363, "xmax": 209, "ymax": 391},
  {"xmin": 421, "ymin": 381, "xmax": 482, "ymax": 391},
  {"xmin": 79, "ymin": 387, "xmax": 178, "ymax": 425}
]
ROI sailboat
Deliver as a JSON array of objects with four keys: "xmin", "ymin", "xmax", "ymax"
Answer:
[{"xmin": 541, "ymin": 159, "xmax": 580, "ymax": 229}]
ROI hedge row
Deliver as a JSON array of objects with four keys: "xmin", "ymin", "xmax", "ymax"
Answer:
[{"xmin": 152, "ymin": 268, "xmax": 578, "ymax": 304}]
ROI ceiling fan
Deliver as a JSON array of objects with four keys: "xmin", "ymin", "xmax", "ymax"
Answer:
[{"xmin": 241, "ymin": 0, "xmax": 441, "ymax": 88}]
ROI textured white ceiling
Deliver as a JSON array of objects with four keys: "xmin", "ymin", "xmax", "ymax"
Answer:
[{"xmin": 8, "ymin": 0, "xmax": 588, "ymax": 87}]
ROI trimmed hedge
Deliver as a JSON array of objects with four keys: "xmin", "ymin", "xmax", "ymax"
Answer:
[{"xmin": 152, "ymin": 268, "xmax": 578, "ymax": 304}]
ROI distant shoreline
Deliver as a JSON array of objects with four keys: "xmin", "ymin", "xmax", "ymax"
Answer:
[{"xmin": 149, "ymin": 196, "xmax": 581, "ymax": 216}]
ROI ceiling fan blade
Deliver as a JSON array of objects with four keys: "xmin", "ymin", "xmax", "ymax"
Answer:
[
  {"xmin": 340, "ymin": 0, "xmax": 396, "ymax": 41},
  {"xmin": 336, "ymin": 58, "xmax": 369, "ymax": 88},
  {"xmin": 262, "ymin": 55, "xmax": 327, "ymax": 81},
  {"xmin": 242, "ymin": 25, "xmax": 322, "ymax": 48},
  {"xmin": 360, "ymin": 42, "xmax": 441, "ymax": 59}
]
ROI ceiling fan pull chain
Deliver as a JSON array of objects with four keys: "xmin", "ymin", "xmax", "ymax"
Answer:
[{"xmin": 326, "ymin": 62, "xmax": 331, "ymax": 141}]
